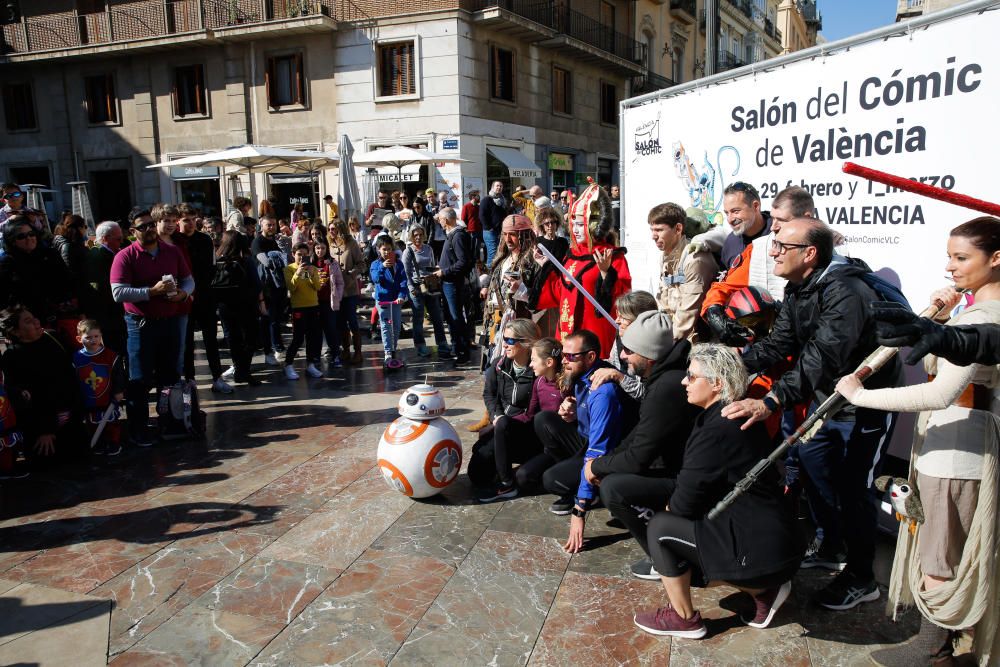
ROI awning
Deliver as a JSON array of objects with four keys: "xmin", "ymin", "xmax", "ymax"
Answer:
[
  {"xmin": 268, "ymin": 173, "xmax": 317, "ymax": 184},
  {"xmin": 487, "ymin": 146, "xmax": 541, "ymax": 179}
]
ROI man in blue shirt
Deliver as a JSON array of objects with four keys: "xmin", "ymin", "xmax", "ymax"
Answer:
[{"xmin": 540, "ymin": 329, "xmax": 634, "ymax": 553}]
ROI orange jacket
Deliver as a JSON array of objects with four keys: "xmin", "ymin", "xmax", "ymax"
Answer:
[{"xmin": 700, "ymin": 242, "xmax": 754, "ymax": 315}]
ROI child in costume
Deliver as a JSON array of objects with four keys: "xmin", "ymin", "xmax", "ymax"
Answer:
[{"xmin": 73, "ymin": 319, "xmax": 126, "ymax": 456}]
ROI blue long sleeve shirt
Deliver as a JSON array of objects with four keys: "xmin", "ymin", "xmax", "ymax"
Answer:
[
  {"xmin": 369, "ymin": 253, "xmax": 408, "ymax": 303},
  {"xmin": 574, "ymin": 361, "xmax": 624, "ymax": 503}
]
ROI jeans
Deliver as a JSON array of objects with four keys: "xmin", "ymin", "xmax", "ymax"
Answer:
[
  {"xmin": 125, "ymin": 315, "xmax": 181, "ymax": 437},
  {"xmin": 376, "ymin": 301, "xmax": 402, "ymax": 357},
  {"xmin": 482, "ymin": 229, "xmax": 499, "ymax": 267},
  {"xmin": 441, "ymin": 281, "xmax": 470, "ymax": 355},
  {"xmin": 261, "ymin": 288, "xmax": 287, "ymax": 353},
  {"xmin": 318, "ymin": 300, "xmax": 340, "ymax": 361},
  {"xmin": 285, "ymin": 306, "xmax": 322, "ymax": 366},
  {"xmin": 410, "ymin": 291, "xmax": 448, "ymax": 348},
  {"xmin": 797, "ymin": 406, "xmax": 897, "ymax": 582}
]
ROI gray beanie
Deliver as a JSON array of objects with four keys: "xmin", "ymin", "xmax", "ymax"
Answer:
[{"xmin": 620, "ymin": 310, "xmax": 675, "ymax": 360}]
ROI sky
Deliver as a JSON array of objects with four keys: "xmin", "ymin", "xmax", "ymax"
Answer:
[{"xmin": 819, "ymin": 0, "xmax": 898, "ymax": 43}]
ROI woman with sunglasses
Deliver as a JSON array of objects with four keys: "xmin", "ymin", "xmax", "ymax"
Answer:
[
  {"xmin": 633, "ymin": 343, "xmax": 801, "ymax": 639},
  {"xmin": 468, "ymin": 318, "xmax": 541, "ymax": 501},
  {"xmin": 0, "ymin": 217, "xmax": 76, "ymax": 332}
]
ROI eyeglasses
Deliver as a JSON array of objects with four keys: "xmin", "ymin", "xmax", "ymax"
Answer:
[
  {"xmin": 133, "ymin": 221, "xmax": 155, "ymax": 231},
  {"xmin": 14, "ymin": 230, "xmax": 37, "ymax": 240},
  {"xmin": 685, "ymin": 370, "xmax": 704, "ymax": 382},
  {"xmin": 562, "ymin": 349, "xmax": 595, "ymax": 362},
  {"xmin": 502, "ymin": 336, "xmax": 526, "ymax": 346},
  {"xmin": 770, "ymin": 238, "xmax": 812, "ymax": 255}
]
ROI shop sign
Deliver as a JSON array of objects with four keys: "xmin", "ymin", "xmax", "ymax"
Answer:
[{"xmin": 548, "ymin": 153, "xmax": 574, "ymax": 171}]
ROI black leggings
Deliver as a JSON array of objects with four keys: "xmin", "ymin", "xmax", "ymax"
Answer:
[
  {"xmin": 515, "ymin": 411, "xmax": 586, "ymax": 490},
  {"xmin": 467, "ymin": 416, "xmax": 540, "ymax": 487},
  {"xmin": 647, "ymin": 511, "xmax": 796, "ymax": 589}
]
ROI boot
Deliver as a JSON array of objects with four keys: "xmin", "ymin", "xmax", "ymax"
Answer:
[
  {"xmin": 870, "ymin": 617, "xmax": 956, "ymax": 666},
  {"xmin": 340, "ymin": 331, "xmax": 353, "ymax": 365},
  {"xmin": 351, "ymin": 331, "xmax": 363, "ymax": 365},
  {"xmin": 467, "ymin": 410, "xmax": 492, "ymax": 433}
]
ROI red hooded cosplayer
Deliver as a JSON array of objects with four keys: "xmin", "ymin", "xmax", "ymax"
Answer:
[{"xmin": 530, "ymin": 180, "xmax": 631, "ymax": 358}]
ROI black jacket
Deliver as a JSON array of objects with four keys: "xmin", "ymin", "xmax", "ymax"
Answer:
[
  {"xmin": 590, "ymin": 339, "xmax": 697, "ymax": 478},
  {"xmin": 83, "ymin": 245, "xmax": 125, "ymax": 340},
  {"xmin": 1, "ymin": 332, "xmax": 80, "ymax": 434},
  {"xmin": 479, "ymin": 194, "xmax": 508, "ymax": 233},
  {"xmin": 0, "ymin": 246, "xmax": 75, "ymax": 325},
  {"xmin": 670, "ymin": 403, "xmax": 802, "ymax": 582},
  {"xmin": 483, "ymin": 356, "xmax": 535, "ymax": 420},
  {"xmin": 742, "ymin": 257, "xmax": 901, "ymax": 420},
  {"xmin": 439, "ymin": 227, "xmax": 473, "ymax": 283},
  {"xmin": 179, "ymin": 231, "xmax": 216, "ymax": 309}
]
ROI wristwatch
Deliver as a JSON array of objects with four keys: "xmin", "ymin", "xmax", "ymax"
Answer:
[
  {"xmin": 762, "ymin": 392, "xmax": 781, "ymax": 413},
  {"xmin": 571, "ymin": 507, "xmax": 586, "ymax": 518}
]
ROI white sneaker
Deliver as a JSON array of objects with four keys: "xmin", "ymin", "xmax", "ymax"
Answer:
[
  {"xmin": 284, "ymin": 365, "xmax": 300, "ymax": 380},
  {"xmin": 265, "ymin": 353, "xmax": 279, "ymax": 366},
  {"xmin": 306, "ymin": 363, "xmax": 323, "ymax": 378},
  {"xmin": 211, "ymin": 378, "xmax": 234, "ymax": 394},
  {"xmin": 221, "ymin": 365, "xmax": 236, "ymax": 380}
]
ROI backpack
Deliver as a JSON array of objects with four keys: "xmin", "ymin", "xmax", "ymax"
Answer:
[
  {"xmin": 211, "ymin": 257, "xmax": 249, "ymax": 300},
  {"xmin": 861, "ymin": 271, "xmax": 912, "ymax": 311},
  {"xmin": 156, "ymin": 380, "xmax": 206, "ymax": 440}
]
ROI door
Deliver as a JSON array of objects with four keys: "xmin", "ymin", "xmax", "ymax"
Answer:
[{"xmin": 90, "ymin": 169, "xmax": 132, "ymax": 223}]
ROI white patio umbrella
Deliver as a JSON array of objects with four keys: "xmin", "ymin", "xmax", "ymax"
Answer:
[
  {"xmin": 147, "ymin": 144, "xmax": 338, "ymax": 212},
  {"xmin": 352, "ymin": 146, "xmax": 467, "ymax": 195},
  {"xmin": 336, "ymin": 135, "xmax": 363, "ymax": 233}
]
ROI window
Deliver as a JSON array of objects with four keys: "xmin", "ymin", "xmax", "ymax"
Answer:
[
  {"xmin": 377, "ymin": 41, "xmax": 416, "ymax": 98},
  {"xmin": 552, "ymin": 66, "xmax": 571, "ymax": 115},
  {"xmin": 672, "ymin": 47, "xmax": 684, "ymax": 82},
  {"xmin": 265, "ymin": 53, "xmax": 305, "ymax": 109},
  {"xmin": 601, "ymin": 1, "xmax": 615, "ymax": 31},
  {"xmin": 2, "ymin": 82, "xmax": 36, "ymax": 131},
  {"xmin": 172, "ymin": 64, "xmax": 207, "ymax": 118},
  {"xmin": 490, "ymin": 46, "xmax": 515, "ymax": 102},
  {"xmin": 600, "ymin": 81, "xmax": 617, "ymax": 125},
  {"xmin": 85, "ymin": 73, "xmax": 118, "ymax": 124}
]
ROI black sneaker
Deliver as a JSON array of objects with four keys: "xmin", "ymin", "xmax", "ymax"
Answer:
[
  {"xmin": 549, "ymin": 497, "xmax": 574, "ymax": 515},
  {"xmin": 477, "ymin": 481, "xmax": 518, "ymax": 503},
  {"xmin": 813, "ymin": 572, "xmax": 880, "ymax": 610},
  {"xmin": 800, "ymin": 548, "xmax": 848, "ymax": 571},
  {"xmin": 630, "ymin": 558, "xmax": 661, "ymax": 581}
]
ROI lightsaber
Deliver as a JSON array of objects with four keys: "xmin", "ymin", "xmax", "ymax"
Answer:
[
  {"xmin": 537, "ymin": 244, "xmax": 619, "ymax": 331},
  {"xmin": 707, "ymin": 296, "xmax": 950, "ymax": 520},
  {"xmin": 90, "ymin": 402, "xmax": 117, "ymax": 449},
  {"xmin": 843, "ymin": 162, "xmax": 1000, "ymax": 218}
]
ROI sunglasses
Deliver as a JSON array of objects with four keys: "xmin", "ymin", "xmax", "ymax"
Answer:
[
  {"xmin": 3, "ymin": 191, "xmax": 23, "ymax": 199},
  {"xmin": 621, "ymin": 345, "xmax": 633, "ymax": 356},
  {"xmin": 562, "ymin": 349, "xmax": 595, "ymax": 362},
  {"xmin": 727, "ymin": 181, "xmax": 759, "ymax": 197},
  {"xmin": 502, "ymin": 336, "xmax": 526, "ymax": 346},
  {"xmin": 133, "ymin": 221, "xmax": 155, "ymax": 231},
  {"xmin": 14, "ymin": 230, "xmax": 37, "ymax": 240},
  {"xmin": 685, "ymin": 370, "xmax": 704, "ymax": 382}
]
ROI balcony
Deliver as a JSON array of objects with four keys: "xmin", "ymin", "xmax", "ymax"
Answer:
[
  {"xmin": 467, "ymin": 0, "xmax": 646, "ymax": 75},
  {"xmin": 716, "ymin": 50, "xmax": 746, "ymax": 72},
  {"xmin": 0, "ymin": 0, "xmax": 372, "ymax": 61},
  {"xmin": 725, "ymin": 0, "xmax": 753, "ymax": 21},
  {"xmin": 669, "ymin": 0, "xmax": 696, "ymax": 23},
  {"xmin": 631, "ymin": 71, "xmax": 676, "ymax": 96},
  {"xmin": 763, "ymin": 17, "xmax": 781, "ymax": 45}
]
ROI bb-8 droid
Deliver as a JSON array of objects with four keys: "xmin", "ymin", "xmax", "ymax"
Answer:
[{"xmin": 376, "ymin": 384, "xmax": 463, "ymax": 498}]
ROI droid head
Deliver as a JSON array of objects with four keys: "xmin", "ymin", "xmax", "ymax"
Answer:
[{"xmin": 398, "ymin": 383, "xmax": 446, "ymax": 420}]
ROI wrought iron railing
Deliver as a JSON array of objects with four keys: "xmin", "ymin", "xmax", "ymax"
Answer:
[
  {"xmin": 0, "ymin": 0, "xmax": 372, "ymax": 54},
  {"xmin": 669, "ymin": 0, "xmax": 696, "ymax": 18},
  {"xmin": 726, "ymin": 0, "xmax": 753, "ymax": 20},
  {"xmin": 468, "ymin": 0, "xmax": 645, "ymax": 65},
  {"xmin": 716, "ymin": 50, "xmax": 746, "ymax": 71},
  {"xmin": 631, "ymin": 71, "xmax": 676, "ymax": 95}
]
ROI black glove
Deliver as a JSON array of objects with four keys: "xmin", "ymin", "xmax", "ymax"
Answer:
[
  {"xmin": 872, "ymin": 301, "xmax": 973, "ymax": 365},
  {"xmin": 704, "ymin": 305, "xmax": 754, "ymax": 347}
]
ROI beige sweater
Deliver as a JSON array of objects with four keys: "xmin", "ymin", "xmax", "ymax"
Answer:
[{"xmin": 849, "ymin": 301, "xmax": 1000, "ymax": 480}]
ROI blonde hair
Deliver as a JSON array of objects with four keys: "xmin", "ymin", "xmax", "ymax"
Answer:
[{"xmin": 503, "ymin": 318, "xmax": 541, "ymax": 344}]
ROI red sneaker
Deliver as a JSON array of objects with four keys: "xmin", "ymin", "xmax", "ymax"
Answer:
[
  {"xmin": 743, "ymin": 580, "xmax": 791, "ymax": 628},
  {"xmin": 633, "ymin": 605, "xmax": 707, "ymax": 638}
]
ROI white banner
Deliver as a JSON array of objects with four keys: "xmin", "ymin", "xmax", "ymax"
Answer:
[{"xmin": 622, "ymin": 8, "xmax": 1000, "ymax": 307}]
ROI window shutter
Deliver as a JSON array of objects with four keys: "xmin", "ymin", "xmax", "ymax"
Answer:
[
  {"xmin": 294, "ymin": 52, "xmax": 304, "ymax": 105},
  {"xmin": 194, "ymin": 64, "xmax": 205, "ymax": 115},
  {"xmin": 265, "ymin": 57, "xmax": 274, "ymax": 108},
  {"xmin": 105, "ymin": 73, "xmax": 116, "ymax": 122},
  {"xmin": 171, "ymin": 69, "xmax": 181, "ymax": 117},
  {"xmin": 491, "ymin": 47, "xmax": 499, "ymax": 98},
  {"xmin": 401, "ymin": 43, "xmax": 413, "ymax": 95}
]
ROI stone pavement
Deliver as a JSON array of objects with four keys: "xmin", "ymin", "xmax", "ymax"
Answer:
[{"xmin": 0, "ymin": 339, "xmax": 931, "ymax": 666}]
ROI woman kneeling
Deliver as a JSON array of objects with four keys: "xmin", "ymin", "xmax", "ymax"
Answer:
[{"xmin": 634, "ymin": 343, "xmax": 802, "ymax": 638}]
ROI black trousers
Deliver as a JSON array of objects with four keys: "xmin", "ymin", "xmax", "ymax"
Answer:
[
  {"xmin": 285, "ymin": 306, "xmax": 322, "ymax": 365},
  {"xmin": 184, "ymin": 302, "xmax": 223, "ymax": 381},
  {"xmin": 219, "ymin": 303, "xmax": 258, "ymax": 379},
  {"xmin": 515, "ymin": 411, "xmax": 586, "ymax": 490},
  {"xmin": 599, "ymin": 473, "xmax": 676, "ymax": 557},
  {"xmin": 467, "ymin": 416, "xmax": 540, "ymax": 488}
]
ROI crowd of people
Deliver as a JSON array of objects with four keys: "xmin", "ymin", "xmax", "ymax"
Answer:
[{"xmin": 0, "ymin": 173, "xmax": 997, "ymax": 664}]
